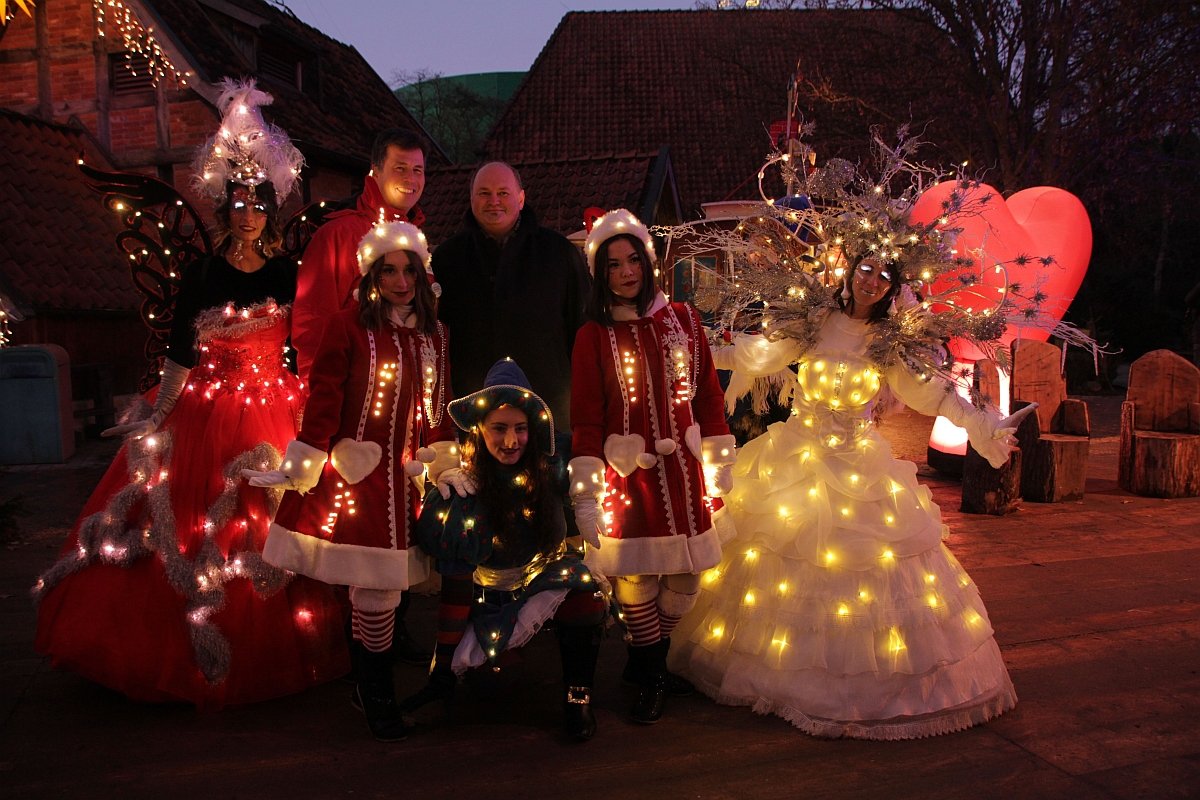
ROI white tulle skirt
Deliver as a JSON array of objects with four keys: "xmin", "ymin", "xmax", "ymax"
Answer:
[{"xmin": 670, "ymin": 415, "xmax": 1016, "ymax": 739}]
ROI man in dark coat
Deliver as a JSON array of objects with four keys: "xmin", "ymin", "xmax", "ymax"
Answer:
[{"xmin": 432, "ymin": 162, "xmax": 589, "ymax": 429}]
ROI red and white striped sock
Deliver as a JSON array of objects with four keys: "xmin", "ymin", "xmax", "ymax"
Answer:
[
  {"xmin": 621, "ymin": 598, "xmax": 661, "ymax": 647},
  {"xmin": 658, "ymin": 610, "xmax": 684, "ymax": 640},
  {"xmin": 352, "ymin": 607, "xmax": 396, "ymax": 653}
]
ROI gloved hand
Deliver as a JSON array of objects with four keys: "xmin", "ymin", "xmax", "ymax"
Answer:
[
  {"xmin": 103, "ymin": 359, "xmax": 190, "ymax": 439},
  {"xmin": 436, "ymin": 467, "xmax": 477, "ymax": 500},
  {"xmin": 241, "ymin": 439, "xmax": 328, "ymax": 494},
  {"xmin": 572, "ymin": 495, "xmax": 605, "ymax": 551},
  {"xmin": 425, "ymin": 440, "xmax": 463, "ymax": 485},
  {"xmin": 568, "ymin": 456, "xmax": 607, "ymax": 550},
  {"xmin": 938, "ymin": 392, "xmax": 1040, "ymax": 469},
  {"xmin": 701, "ymin": 434, "xmax": 737, "ymax": 497}
]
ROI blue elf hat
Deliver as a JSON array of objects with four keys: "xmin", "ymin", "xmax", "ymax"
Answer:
[{"xmin": 447, "ymin": 359, "xmax": 555, "ymax": 455}]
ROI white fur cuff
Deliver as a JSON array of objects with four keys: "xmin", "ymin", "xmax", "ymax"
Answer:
[
  {"xmin": 701, "ymin": 434, "xmax": 737, "ymax": 466},
  {"xmin": 568, "ymin": 456, "xmax": 606, "ymax": 499},
  {"xmin": 281, "ymin": 439, "xmax": 328, "ymax": 493}
]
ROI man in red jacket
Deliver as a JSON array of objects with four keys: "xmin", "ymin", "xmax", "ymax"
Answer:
[
  {"xmin": 293, "ymin": 128, "xmax": 428, "ymax": 384},
  {"xmin": 292, "ymin": 127, "xmax": 431, "ymax": 666}
]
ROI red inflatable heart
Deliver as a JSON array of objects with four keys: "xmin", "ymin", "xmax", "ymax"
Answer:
[
  {"xmin": 909, "ymin": 182, "xmax": 1093, "ymax": 360},
  {"xmin": 909, "ymin": 182, "xmax": 1092, "ymax": 455}
]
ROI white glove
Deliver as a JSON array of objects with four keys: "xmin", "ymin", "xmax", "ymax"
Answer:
[
  {"xmin": 103, "ymin": 359, "xmax": 190, "ymax": 439},
  {"xmin": 939, "ymin": 392, "xmax": 1040, "ymax": 469},
  {"xmin": 241, "ymin": 439, "xmax": 328, "ymax": 494},
  {"xmin": 568, "ymin": 456, "xmax": 607, "ymax": 550},
  {"xmin": 701, "ymin": 434, "xmax": 737, "ymax": 497},
  {"xmin": 424, "ymin": 440, "xmax": 462, "ymax": 485},
  {"xmin": 572, "ymin": 496, "xmax": 605, "ymax": 550},
  {"xmin": 436, "ymin": 467, "xmax": 477, "ymax": 500}
]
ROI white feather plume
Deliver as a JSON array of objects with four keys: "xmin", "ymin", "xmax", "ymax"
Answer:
[{"xmin": 191, "ymin": 78, "xmax": 304, "ymax": 202}]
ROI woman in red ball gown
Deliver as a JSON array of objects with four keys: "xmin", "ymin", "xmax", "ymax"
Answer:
[{"xmin": 32, "ymin": 81, "xmax": 347, "ymax": 709}]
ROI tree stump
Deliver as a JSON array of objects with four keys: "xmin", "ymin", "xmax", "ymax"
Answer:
[
  {"xmin": 1119, "ymin": 350, "xmax": 1200, "ymax": 498},
  {"xmin": 1010, "ymin": 344, "xmax": 1090, "ymax": 503},
  {"xmin": 1023, "ymin": 435, "xmax": 1090, "ymax": 502},
  {"xmin": 961, "ymin": 444, "xmax": 1022, "ymax": 515},
  {"xmin": 1125, "ymin": 432, "xmax": 1200, "ymax": 497}
]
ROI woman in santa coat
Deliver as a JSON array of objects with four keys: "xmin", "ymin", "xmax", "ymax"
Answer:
[
  {"xmin": 569, "ymin": 209, "xmax": 737, "ymax": 723},
  {"xmin": 246, "ymin": 221, "xmax": 458, "ymax": 742}
]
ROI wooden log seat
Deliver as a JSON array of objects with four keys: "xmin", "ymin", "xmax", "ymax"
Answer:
[
  {"xmin": 1118, "ymin": 350, "xmax": 1200, "ymax": 498},
  {"xmin": 1011, "ymin": 340, "xmax": 1091, "ymax": 503}
]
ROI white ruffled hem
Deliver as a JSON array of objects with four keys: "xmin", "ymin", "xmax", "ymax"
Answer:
[
  {"xmin": 674, "ymin": 635, "xmax": 1017, "ymax": 739},
  {"xmin": 700, "ymin": 674, "xmax": 1016, "ymax": 740},
  {"xmin": 451, "ymin": 588, "xmax": 571, "ymax": 675}
]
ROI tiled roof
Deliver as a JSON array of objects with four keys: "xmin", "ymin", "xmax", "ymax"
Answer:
[
  {"xmin": 144, "ymin": 0, "xmax": 447, "ymax": 167},
  {"xmin": 421, "ymin": 152, "xmax": 660, "ymax": 247},
  {"xmin": 0, "ymin": 110, "xmax": 139, "ymax": 312},
  {"xmin": 482, "ymin": 9, "xmax": 970, "ymax": 219}
]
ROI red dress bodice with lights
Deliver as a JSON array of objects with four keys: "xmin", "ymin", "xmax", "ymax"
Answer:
[
  {"xmin": 570, "ymin": 295, "xmax": 731, "ymax": 577},
  {"xmin": 270, "ymin": 309, "xmax": 455, "ymax": 590},
  {"xmin": 34, "ymin": 260, "xmax": 348, "ymax": 710}
]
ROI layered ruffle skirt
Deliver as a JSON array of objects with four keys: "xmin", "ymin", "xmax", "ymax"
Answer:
[{"xmin": 670, "ymin": 415, "xmax": 1016, "ymax": 739}]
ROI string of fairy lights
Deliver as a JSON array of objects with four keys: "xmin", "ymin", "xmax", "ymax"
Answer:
[{"xmin": 93, "ymin": 0, "xmax": 191, "ymax": 88}]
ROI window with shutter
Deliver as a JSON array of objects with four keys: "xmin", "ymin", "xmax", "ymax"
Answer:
[{"xmin": 109, "ymin": 53, "xmax": 155, "ymax": 95}]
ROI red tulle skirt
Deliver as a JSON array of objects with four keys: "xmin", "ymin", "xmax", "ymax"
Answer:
[{"xmin": 34, "ymin": 316, "xmax": 348, "ymax": 710}]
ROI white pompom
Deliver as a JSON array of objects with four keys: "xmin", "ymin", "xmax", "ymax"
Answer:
[
  {"xmin": 635, "ymin": 453, "xmax": 658, "ymax": 470},
  {"xmin": 416, "ymin": 446, "xmax": 436, "ymax": 463},
  {"xmin": 654, "ymin": 438, "xmax": 677, "ymax": 455},
  {"xmin": 403, "ymin": 460, "xmax": 425, "ymax": 477}
]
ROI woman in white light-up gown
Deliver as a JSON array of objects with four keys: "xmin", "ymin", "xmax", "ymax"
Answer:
[{"xmin": 670, "ymin": 256, "xmax": 1035, "ymax": 740}]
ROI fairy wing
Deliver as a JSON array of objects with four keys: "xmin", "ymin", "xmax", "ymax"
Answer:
[
  {"xmin": 80, "ymin": 161, "xmax": 213, "ymax": 393},
  {"xmin": 280, "ymin": 198, "xmax": 351, "ymax": 263}
]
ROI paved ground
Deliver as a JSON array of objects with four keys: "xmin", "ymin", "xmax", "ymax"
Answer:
[{"xmin": 1, "ymin": 397, "xmax": 1198, "ymax": 800}]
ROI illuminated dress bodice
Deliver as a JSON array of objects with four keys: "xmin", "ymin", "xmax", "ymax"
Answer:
[{"xmin": 670, "ymin": 312, "xmax": 1017, "ymax": 740}]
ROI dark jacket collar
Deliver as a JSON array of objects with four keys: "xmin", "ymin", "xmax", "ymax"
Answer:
[{"xmin": 462, "ymin": 204, "xmax": 539, "ymax": 241}]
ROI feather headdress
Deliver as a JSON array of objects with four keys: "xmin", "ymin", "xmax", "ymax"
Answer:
[{"xmin": 191, "ymin": 78, "xmax": 304, "ymax": 202}]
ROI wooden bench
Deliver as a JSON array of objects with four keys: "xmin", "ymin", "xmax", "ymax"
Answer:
[{"xmin": 1118, "ymin": 349, "xmax": 1200, "ymax": 498}]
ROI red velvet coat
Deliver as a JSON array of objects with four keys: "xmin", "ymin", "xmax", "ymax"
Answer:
[
  {"xmin": 292, "ymin": 176, "xmax": 425, "ymax": 383},
  {"xmin": 267, "ymin": 308, "xmax": 453, "ymax": 591},
  {"xmin": 571, "ymin": 296, "xmax": 731, "ymax": 577}
]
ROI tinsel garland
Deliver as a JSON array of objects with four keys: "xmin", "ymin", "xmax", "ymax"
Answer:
[
  {"xmin": 663, "ymin": 127, "xmax": 1101, "ymax": 399},
  {"xmin": 32, "ymin": 401, "xmax": 290, "ymax": 684}
]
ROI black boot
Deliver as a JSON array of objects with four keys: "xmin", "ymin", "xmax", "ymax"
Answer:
[
  {"xmin": 340, "ymin": 614, "xmax": 359, "ymax": 684},
  {"xmin": 391, "ymin": 592, "xmax": 434, "ymax": 666},
  {"xmin": 621, "ymin": 637, "xmax": 695, "ymax": 697},
  {"xmin": 660, "ymin": 637, "xmax": 695, "ymax": 696},
  {"xmin": 353, "ymin": 643, "xmax": 408, "ymax": 742},
  {"xmin": 629, "ymin": 639, "xmax": 670, "ymax": 724},
  {"xmin": 557, "ymin": 624, "xmax": 601, "ymax": 741},
  {"xmin": 399, "ymin": 660, "xmax": 456, "ymax": 715}
]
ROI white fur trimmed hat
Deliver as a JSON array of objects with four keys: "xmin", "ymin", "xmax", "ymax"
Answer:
[
  {"xmin": 584, "ymin": 208, "xmax": 656, "ymax": 274},
  {"xmin": 356, "ymin": 221, "xmax": 432, "ymax": 277}
]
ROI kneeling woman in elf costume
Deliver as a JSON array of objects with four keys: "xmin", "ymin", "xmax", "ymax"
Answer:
[
  {"xmin": 405, "ymin": 359, "xmax": 609, "ymax": 741},
  {"xmin": 570, "ymin": 210, "xmax": 736, "ymax": 723},
  {"xmin": 244, "ymin": 221, "xmax": 458, "ymax": 742}
]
